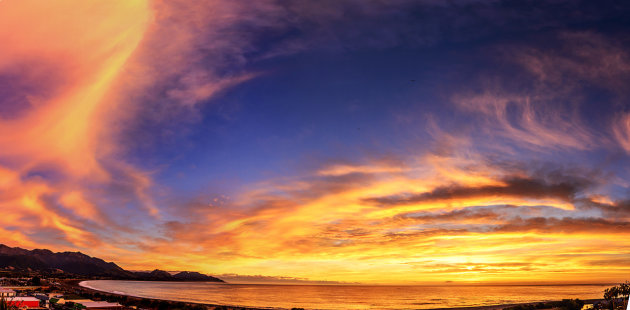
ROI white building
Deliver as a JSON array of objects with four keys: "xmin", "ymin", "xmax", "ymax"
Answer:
[
  {"xmin": 0, "ymin": 287, "xmax": 16, "ymax": 297},
  {"xmin": 6, "ymin": 296, "xmax": 40, "ymax": 308}
]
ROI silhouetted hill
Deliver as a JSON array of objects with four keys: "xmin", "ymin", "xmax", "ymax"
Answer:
[
  {"xmin": 0, "ymin": 254, "xmax": 48, "ymax": 270},
  {"xmin": 0, "ymin": 244, "xmax": 224, "ymax": 282},
  {"xmin": 134, "ymin": 269, "xmax": 173, "ymax": 281},
  {"xmin": 173, "ymin": 271, "xmax": 223, "ymax": 282},
  {"xmin": 131, "ymin": 270, "xmax": 224, "ymax": 282}
]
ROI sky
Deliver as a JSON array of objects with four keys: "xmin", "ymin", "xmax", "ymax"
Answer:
[{"xmin": 1, "ymin": 0, "xmax": 630, "ymax": 285}]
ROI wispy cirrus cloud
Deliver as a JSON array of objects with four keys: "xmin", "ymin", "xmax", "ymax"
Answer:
[
  {"xmin": 450, "ymin": 31, "xmax": 630, "ymax": 153},
  {"xmin": 613, "ymin": 113, "xmax": 630, "ymax": 154}
]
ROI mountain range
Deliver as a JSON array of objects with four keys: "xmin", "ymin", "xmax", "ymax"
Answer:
[{"xmin": 0, "ymin": 244, "xmax": 224, "ymax": 282}]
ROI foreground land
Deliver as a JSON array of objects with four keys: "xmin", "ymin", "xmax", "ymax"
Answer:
[
  {"xmin": 427, "ymin": 299, "xmax": 603, "ymax": 310},
  {"xmin": 62, "ymin": 279, "xmax": 271, "ymax": 310}
]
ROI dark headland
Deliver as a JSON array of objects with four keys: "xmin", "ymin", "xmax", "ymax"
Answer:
[{"xmin": 0, "ymin": 244, "xmax": 224, "ymax": 282}]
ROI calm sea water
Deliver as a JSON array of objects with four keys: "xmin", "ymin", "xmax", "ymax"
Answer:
[{"xmin": 79, "ymin": 280, "xmax": 610, "ymax": 310}]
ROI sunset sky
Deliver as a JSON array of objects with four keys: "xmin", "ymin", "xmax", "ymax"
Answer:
[{"xmin": 1, "ymin": 0, "xmax": 630, "ymax": 284}]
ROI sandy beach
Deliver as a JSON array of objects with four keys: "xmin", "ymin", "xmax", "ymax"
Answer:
[{"xmin": 62, "ymin": 279, "xmax": 259, "ymax": 310}]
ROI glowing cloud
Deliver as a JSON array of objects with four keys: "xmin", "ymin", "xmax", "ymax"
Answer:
[{"xmin": 0, "ymin": 0, "xmax": 152, "ymax": 248}]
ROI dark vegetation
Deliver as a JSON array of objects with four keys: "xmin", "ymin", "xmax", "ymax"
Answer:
[
  {"xmin": 506, "ymin": 282, "xmax": 630, "ymax": 310},
  {"xmin": 504, "ymin": 299, "xmax": 585, "ymax": 310},
  {"xmin": 0, "ymin": 298, "xmax": 17, "ymax": 310},
  {"xmin": 604, "ymin": 282, "xmax": 630, "ymax": 310}
]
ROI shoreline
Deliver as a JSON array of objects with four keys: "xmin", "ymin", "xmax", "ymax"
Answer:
[
  {"xmin": 62, "ymin": 279, "xmax": 268, "ymax": 310},
  {"xmin": 62, "ymin": 279, "xmax": 605, "ymax": 310}
]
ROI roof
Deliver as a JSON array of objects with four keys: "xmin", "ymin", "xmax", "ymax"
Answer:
[{"xmin": 9, "ymin": 297, "xmax": 40, "ymax": 301}]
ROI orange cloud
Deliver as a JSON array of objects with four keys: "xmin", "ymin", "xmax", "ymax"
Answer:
[
  {"xmin": 0, "ymin": 0, "xmax": 150, "ymax": 177},
  {"xmin": 0, "ymin": 0, "xmax": 153, "ymax": 249},
  {"xmin": 126, "ymin": 150, "xmax": 628, "ymax": 284},
  {"xmin": 0, "ymin": 0, "xmax": 283, "ymax": 260}
]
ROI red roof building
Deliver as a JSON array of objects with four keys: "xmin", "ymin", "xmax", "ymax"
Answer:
[{"xmin": 7, "ymin": 297, "xmax": 40, "ymax": 308}]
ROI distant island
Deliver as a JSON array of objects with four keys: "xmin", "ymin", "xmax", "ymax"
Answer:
[{"xmin": 0, "ymin": 244, "xmax": 224, "ymax": 282}]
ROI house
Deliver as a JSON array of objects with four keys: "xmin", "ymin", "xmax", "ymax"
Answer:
[
  {"xmin": 0, "ymin": 287, "xmax": 16, "ymax": 297},
  {"xmin": 7, "ymin": 296, "xmax": 40, "ymax": 308}
]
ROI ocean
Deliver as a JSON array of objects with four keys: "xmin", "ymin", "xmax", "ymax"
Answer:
[{"xmin": 79, "ymin": 280, "xmax": 610, "ymax": 310}]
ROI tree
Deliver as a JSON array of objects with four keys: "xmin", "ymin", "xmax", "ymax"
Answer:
[
  {"xmin": 604, "ymin": 282, "xmax": 630, "ymax": 310},
  {"xmin": 30, "ymin": 276, "xmax": 41, "ymax": 286},
  {"xmin": 0, "ymin": 298, "xmax": 18, "ymax": 310}
]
